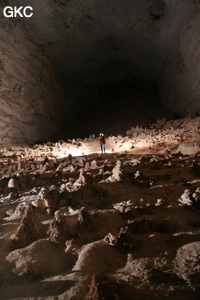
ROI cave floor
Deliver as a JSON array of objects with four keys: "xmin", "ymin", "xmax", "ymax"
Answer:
[{"xmin": 0, "ymin": 148, "xmax": 200, "ymax": 300}]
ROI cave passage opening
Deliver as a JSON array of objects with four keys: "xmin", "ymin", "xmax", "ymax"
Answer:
[
  {"xmin": 62, "ymin": 79, "xmax": 166, "ymax": 140},
  {"xmin": 1, "ymin": 0, "xmax": 199, "ymax": 144}
]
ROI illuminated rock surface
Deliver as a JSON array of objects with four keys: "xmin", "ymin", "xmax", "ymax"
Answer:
[{"xmin": 0, "ymin": 11, "xmax": 71, "ymax": 144}]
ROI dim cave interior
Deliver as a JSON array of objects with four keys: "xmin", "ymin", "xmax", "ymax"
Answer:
[
  {"xmin": 0, "ymin": 1, "xmax": 200, "ymax": 300},
  {"xmin": 0, "ymin": 0, "xmax": 199, "ymax": 143}
]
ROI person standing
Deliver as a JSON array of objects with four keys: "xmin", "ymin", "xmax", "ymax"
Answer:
[{"xmin": 98, "ymin": 133, "xmax": 106, "ymax": 153}]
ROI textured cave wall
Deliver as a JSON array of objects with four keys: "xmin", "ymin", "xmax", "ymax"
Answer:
[
  {"xmin": 161, "ymin": 5, "xmax": 200, "ymax": 116},
  {"xmin": 6, "ymin": 0, "xmax": 199, "ymax": 117},
  {"xmin": 0, "ymin": 12, "xmax": 72, "ymax": 145}
]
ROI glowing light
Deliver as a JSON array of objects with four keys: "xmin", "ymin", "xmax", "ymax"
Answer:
[{"xmin": 52, "ymin": 146, "xmax": 113, "ymax": 158}]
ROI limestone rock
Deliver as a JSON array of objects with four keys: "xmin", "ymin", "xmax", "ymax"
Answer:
[
  {"xmin": 113, "ymin": 200, "xmax": 134, "ymax": 213},
  {"xmin": 85, "ymin": 273, "xmax": 119, "ymax": 300},
  {"xmin": 0, "ymin": 15, "xmax": 71, "ymax": 144},
  {"xmin": 73, "ymin": 240, "xmax": 125, "ymax": 273},
  {"xmin": 178, "ymin": 188, "xmax": 200, "ymax": 209},
  {"xmin": 104, "ymin": 233, "xmax": 117, "ymax": 247},
  {"xmin": 6, "ymin": 239, "xmax": 73, "ymax": 280},
  {"xmin": 101, "ymin": 161, "xmax": 122, "ymax": 183},
  {"xmin": 47, "ymin": 215, "xmax": 71, "ymax": 244},
  {"xmin": 173, "ymin": 242, "xmax": 200, "ymax": 283},
  {"xmin": 176, "ymin": 143, "xmax": 200, "ymax": 156},
  {"xmin": 12, "ymin": 205, "xmax": 39, "ymax": 249}
]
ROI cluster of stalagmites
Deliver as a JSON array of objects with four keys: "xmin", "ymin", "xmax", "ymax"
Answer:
[{"xmin": 0, "ymin": 117, "xmax": 200, "ymax": 299}]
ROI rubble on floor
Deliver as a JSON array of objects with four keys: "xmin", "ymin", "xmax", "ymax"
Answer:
[{"xmin": 0, "ymin": 116, "xmax": 200, "ymax": 299}]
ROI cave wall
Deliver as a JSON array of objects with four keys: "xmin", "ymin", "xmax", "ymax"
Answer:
[
  {"xmin": 7, "ymin": 0, "xmax": 198, "ymax": 119},
  {"xmin": 161, "ymin": 5, "xmax": 200, "ymax": 116},
  {"xmin": 0, "ymin": 12, "xmax": 71, "ymax": 145}
]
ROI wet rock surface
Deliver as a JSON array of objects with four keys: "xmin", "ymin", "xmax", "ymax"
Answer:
[{"xmin": 0, "ymin": 117, "xmax": 200, "ymax": 299}]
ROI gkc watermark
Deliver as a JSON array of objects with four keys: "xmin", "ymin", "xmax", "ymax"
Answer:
[{"xmin": 3, "ymin": 6, "xmax": 33, "ymax": 18}]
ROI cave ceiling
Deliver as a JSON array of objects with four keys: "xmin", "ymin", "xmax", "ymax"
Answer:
[{"xmin": 5, "ymin": 0, "xmax": 196, "ymax": 88}]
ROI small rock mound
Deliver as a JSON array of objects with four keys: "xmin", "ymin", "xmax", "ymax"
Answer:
[
  {"xmin": 73, "ymin": 240, "xmax": 125, "ymax": 273},
  {"xmin": 12, "ymin": 204, "xmax": 39, "ymax": 249},
  {"xmin": 6, "ymin": 239, "xmax": 74, "ymax": 280},
  {"xmin": 173, "ymin": 241, "xmax": 200, "ymax": 283}
]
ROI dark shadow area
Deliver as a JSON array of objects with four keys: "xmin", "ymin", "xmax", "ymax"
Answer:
[
  {"xmin": 57, "ymin": 81, "xmax": 168, "ymax": 140},
  {"xmin": 0, "ymin": 280, "xmax": 75, "ymax": 299}
]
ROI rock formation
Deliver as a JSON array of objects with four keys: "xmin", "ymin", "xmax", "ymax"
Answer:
[
  {"xmin": 0, "ymin": 8, "xmax": 71, "ymax": 144},
  {"xmin": 85, "ymin": 273, "xmax": 119, "ymax": 300},
  {"xmin": 11, "ymin": 204, "xmax": 39, "ymax": 249},
  {"xmin": 0, "ymin": 117, "xmax": 200, "ymax": 299}
]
